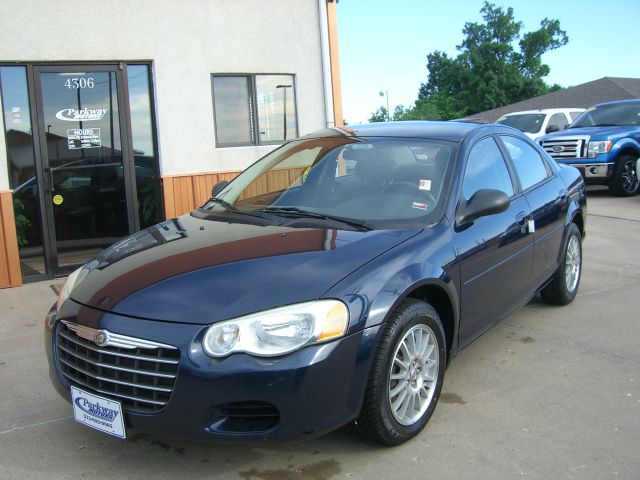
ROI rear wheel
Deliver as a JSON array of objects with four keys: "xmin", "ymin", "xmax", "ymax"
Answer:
[
  {"xmin": 541, "ymin": 223, "xmax": 582, "ymax": 305},
  {"xmin": 608, "ymin": 155, "xmax": 639, "ymax": 196},
  {"xmin": 356, "ymin": 299, "xmax": 446, "ymax": 445}
]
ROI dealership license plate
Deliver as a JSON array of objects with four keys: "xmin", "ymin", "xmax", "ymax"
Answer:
[{"xmin": 70, "ymin": 387, "xmax": 126, "ymax": 439}]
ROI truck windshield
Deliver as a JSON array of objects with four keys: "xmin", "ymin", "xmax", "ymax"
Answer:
[
  {"xmin": 496, "ymin": 114, "xmax": 545, "ymax": 134},
  {"xmin": 570, "ymin": 103, "xmax": 640, "ymax": 128},
  {"xmin": 198, "ymin": 136, "xmax": 456, "ymax": 229}
]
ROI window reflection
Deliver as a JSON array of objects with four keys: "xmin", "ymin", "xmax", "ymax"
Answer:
[
  {"xmin": 127, "ymin": 65, "xmax": 161, "ymax": 229},
  {"xmin": 212, "ymin": 76, "xmax": 254, "ymax": 145},
  {"xmin": 256, "ymin": 75, "xmax": 297, "ymax": 143}
]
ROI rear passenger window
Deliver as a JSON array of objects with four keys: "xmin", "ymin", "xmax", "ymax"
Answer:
[
  {"xmin": 500, "ymin": 136, "xmax": 549, "ymax": 190},
  {"xmin": 547, "ymin": 113, "xmax": 568, "ymax": 130},
  {"xmin": 462, "ymin": 137, "xmax": 514, "ymax": 200}
]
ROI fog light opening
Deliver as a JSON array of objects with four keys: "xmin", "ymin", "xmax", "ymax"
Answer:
[
  {"xmin": 206, "ymin": 401, "xmax": 280, "ymax": 434},
  {"xmin": 589, "ymin": 167, "xmax": 599, "ymax": 175}
]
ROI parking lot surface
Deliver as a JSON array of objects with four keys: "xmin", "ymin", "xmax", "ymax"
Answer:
[{"xmin": 1, "ymin": 188, "xmax": 639, "ymax": 480}]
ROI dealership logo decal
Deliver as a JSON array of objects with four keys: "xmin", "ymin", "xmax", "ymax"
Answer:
[
  {"xmin": 74, "ymin": 397, "xmax": 119, "ymax": 422},
  {"xmin": 56, "ymin": 108, "xmax": 108, "ymax": 121}
]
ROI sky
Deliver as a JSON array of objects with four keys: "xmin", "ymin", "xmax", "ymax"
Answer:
[{"xmin": 337, "ymin": 0, "xmax": 640, "ymax": 124}]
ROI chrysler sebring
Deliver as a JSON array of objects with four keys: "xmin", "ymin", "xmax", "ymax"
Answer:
[{"xmin": 45, "ymin": 121, "xmax": 586, "ymax": 445}]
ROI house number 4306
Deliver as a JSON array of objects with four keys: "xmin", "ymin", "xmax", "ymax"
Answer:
[{"xmin": 64, "ymin": 77, "xmax": 95, "ymax": 89}]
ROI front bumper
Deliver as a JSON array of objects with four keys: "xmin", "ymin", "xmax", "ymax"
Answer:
[
  {"xmin": 45, "ymin": 301, "xmax": 382, "ymax": 443},
  {"xmin": 557, "ymin": 159, "xmax": 613, "ymax": 182}
]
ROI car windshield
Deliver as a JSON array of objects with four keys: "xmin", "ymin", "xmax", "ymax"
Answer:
[
  {"xmin": 496, "ymin": 114, "xmax": 545, "ymax": 134},
  {"xmin": 570, "ymin": 103, "xmax": 640, "ymax": 128},
  {"xmin": 198, "ymin": 136, "xmax": 456, "ymax": 229}
]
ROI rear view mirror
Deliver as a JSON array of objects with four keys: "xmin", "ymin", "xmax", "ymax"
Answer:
[
  {"xmin": 456, "ymin": 189, "xmax": 510, "ymax": 226},
  {"xmin": 211, "ymin": 180, "xmax": 229, "ymax": 198}
]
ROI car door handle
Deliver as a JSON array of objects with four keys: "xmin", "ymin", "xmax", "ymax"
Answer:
[
  {"xmin": 516, "ymin": 212, "xmax": 526, "ymax": 225},
  {"xmin": 43, "ymin": 167, "xmax": 55, "ymax": 193}
]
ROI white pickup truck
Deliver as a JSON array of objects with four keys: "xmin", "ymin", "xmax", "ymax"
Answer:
[{"xmin": 497, "ymin": 108, "xmax": 585, "ymax": 140}]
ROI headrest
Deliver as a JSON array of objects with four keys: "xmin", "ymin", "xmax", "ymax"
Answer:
[{"xmin": 354, "ymin": 149, "xmax": 396, "ymax": 184}]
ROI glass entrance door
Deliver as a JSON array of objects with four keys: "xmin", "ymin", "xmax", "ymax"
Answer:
[{"xmin": 33, "ymin": 66, "xmax": 135, "ymax": 274}]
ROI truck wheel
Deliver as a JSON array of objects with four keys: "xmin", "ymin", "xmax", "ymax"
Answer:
[{"xmin": 608, "ymin": 154, "xmax": 639, "ymax": 196}]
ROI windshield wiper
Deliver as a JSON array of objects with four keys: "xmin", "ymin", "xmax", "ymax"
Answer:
[
  {"xmin": 258, "ymin": 207, "xmax": 372, "ymax": 231},
  {"xmin": 207, "ymin": 197, "xmax": 241, "ymax": 212},
  {"xmin": 202, "ymin": 198, "xmax": 279, "ymax": 222}
]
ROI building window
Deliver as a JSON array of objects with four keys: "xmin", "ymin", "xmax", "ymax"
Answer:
[
  {"xmin": 212, "ymin": 74, "xmax": 297, "ymax": 147},
  {"xmin": 126, "ymin": 64, "xmax": 162, "ymax": 229},
  {"xmin": 0, "ymin": 66, "xmax": 46, "ymax": 276}
]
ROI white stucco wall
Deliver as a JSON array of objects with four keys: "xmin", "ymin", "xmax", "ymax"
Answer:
[{"xmin": 0, "ymin": 0, "xmax": 328, "ymax": 178}]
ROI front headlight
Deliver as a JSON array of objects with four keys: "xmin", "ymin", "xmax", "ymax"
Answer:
[
  {"xmin": 587, "ymin": 140, "xmax": 612, "ymax": 158},
  {"xmin": 56, "ymin": 266, "xmax": 88, "ymax": 311},
  {"xmin": 202, "ymin": 300, "xmax": 349, "ymax": 358}
]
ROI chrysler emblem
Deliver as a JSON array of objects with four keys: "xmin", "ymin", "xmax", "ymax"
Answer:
[{"xmin": 93, "ymin": 331, "xmax": 109, "ymax": 346}]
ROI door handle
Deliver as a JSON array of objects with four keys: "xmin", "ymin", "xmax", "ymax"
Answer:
[
  {"xmin": 44, "ymin": 167, "xmax": 55, "ymax": 193},
  {"xmin": 516, "ymin": 212, "xmax": 526, "ymax": 225}
]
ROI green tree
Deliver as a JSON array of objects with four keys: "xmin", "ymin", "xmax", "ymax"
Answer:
[
  {"xmin": 369, "ymin": 106, "xmax": 389, "ymax": 123},
  {"xmin": 392, "ymin": 102, "xmax": 441, "ymax": 121},
  {"xmin": 415, "ymin": 1, "xmax": 567, "ymax": 119}
]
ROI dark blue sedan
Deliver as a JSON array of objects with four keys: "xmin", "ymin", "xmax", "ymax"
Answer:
[{"xmin": 45, "ymin": 121, "xmax": 586, "ymax": 445}]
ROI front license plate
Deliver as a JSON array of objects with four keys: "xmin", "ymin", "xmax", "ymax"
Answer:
[{"xmin": 71, "ymin": 387, "xmax": 126, "ymax": 439}]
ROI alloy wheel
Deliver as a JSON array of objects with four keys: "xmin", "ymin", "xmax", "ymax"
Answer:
[
  {"xmin": 564, "ymin": 235, "xmax": 581, "ymax": 293},
  {"xmin": 388, "ymin": 324, "xmax": 439, "ymax": 426},
  {"xmin": 621, "ymin": 159, "xmax": 639, "ymax": 193}
]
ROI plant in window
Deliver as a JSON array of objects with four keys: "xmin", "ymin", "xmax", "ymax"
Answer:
[{"xmin": 13, "ymin": 198, "xmax": 31, "ymax": 247}]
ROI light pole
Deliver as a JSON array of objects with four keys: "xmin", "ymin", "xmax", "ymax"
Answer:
[
  {"xmin": 276, "ymin": 84, "xmax": 292, "ymax": 139},
  {"xmin": 379, "ymin": 90, "xmax": 390, "ymax": 121}
]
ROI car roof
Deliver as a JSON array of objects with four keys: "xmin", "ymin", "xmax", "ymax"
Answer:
[
  {"xmin": 592, "ymin": 98, "xmax": 640, "ymax": 107},
  {"xmin": 304, "ymin": 121, "xmax": 487, "ymax": 142},
  {"xmin": 502, "ymin": 108, "xmax": 585, "ymax": 116}
]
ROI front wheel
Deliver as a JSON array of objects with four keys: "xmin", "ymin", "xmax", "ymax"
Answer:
[
  {"xmin": 356, "ymin": 299, "xmax": 446, "ymax": 445},
  {"xmin": 608, "ymin": 155, "xmax": 639, "ymax": 196},
  {"xmin": 541, "ymin": 223, "xmax": 582, "ymax": 305}
]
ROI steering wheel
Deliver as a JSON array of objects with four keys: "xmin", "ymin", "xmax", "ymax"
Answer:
[{"xmin": 382, "ymin": 181, "xmax": 437, "ymax": 205}]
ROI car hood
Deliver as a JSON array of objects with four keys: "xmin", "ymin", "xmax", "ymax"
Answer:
[
  {"xmin": 541, "ymin": 125, "xmax": 639, "ymax": 141},
  {"xmin": 69, "ymin": 214, "xmax": 421, "ymax": 324}
]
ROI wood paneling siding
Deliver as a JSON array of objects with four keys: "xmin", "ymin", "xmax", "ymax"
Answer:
[
  {"xmin": 0, "ymin": 190, "xmax": 22, "ymax": 288},
  {"xmin": 163, "ymin": 167, "xmax": 307, "ymax": 218},
  {"xmin": 162, "ymin": 171, "xmax": 239, "ymax": 219}
]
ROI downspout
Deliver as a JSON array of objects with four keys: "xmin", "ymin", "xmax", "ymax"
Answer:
[
  {"xmin": 318, "ymin": 0, "xmax": 335, "ymax": 128},
  {"xmin": 325, "ymin": 0, "xmax": 344, "ymax": 127}
]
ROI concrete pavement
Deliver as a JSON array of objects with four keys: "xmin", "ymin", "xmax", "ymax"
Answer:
[{"xmin": 1, "ymin": 190, "xmax": 638, "ymax": 480}]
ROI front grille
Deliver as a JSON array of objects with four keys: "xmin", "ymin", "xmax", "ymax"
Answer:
[
  {"xmin": 55, "ymin": 322, "xmax": 180, "ymax": 412},
  {"xmin": 540, "ymin": 138, "xmax": 586, "ymax": 159}
]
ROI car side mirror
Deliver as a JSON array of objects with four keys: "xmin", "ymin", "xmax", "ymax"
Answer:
[
  {"xmin": 456, "ymin": 189, "xmax": 510, "ymax": 226},
  {"xmin": 211, "ymin": 180, "xmax": 229, "ymax": 198},
  {"xmin": 545, "ymin": 124, "xmax": 561, "ymax": 134}
]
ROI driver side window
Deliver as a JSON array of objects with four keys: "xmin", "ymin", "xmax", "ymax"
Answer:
[{"xmin": 462, "ymin": 137, "xmax": 514, "ymax": 201}]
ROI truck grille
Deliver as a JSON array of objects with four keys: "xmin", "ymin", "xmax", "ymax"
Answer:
[
  {"xmin": 55, "ymin": 322, "xmax": 180, "ymax": 412},
  {"xmin": 539, "ymin": 138, "xmax": 586, "ymax": 159}
]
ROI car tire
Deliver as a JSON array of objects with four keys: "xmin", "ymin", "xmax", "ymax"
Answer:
[
  {"xmin": 608, "ymin": 154, "xmax": 639, "ymax": 196},
  {"xmin": 355, "ymin": 298, "xmax": 446, "ymax": 446},
  {"xmin": 541, "ymin": 223, "xmax": 582, "ymax": 305}
]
